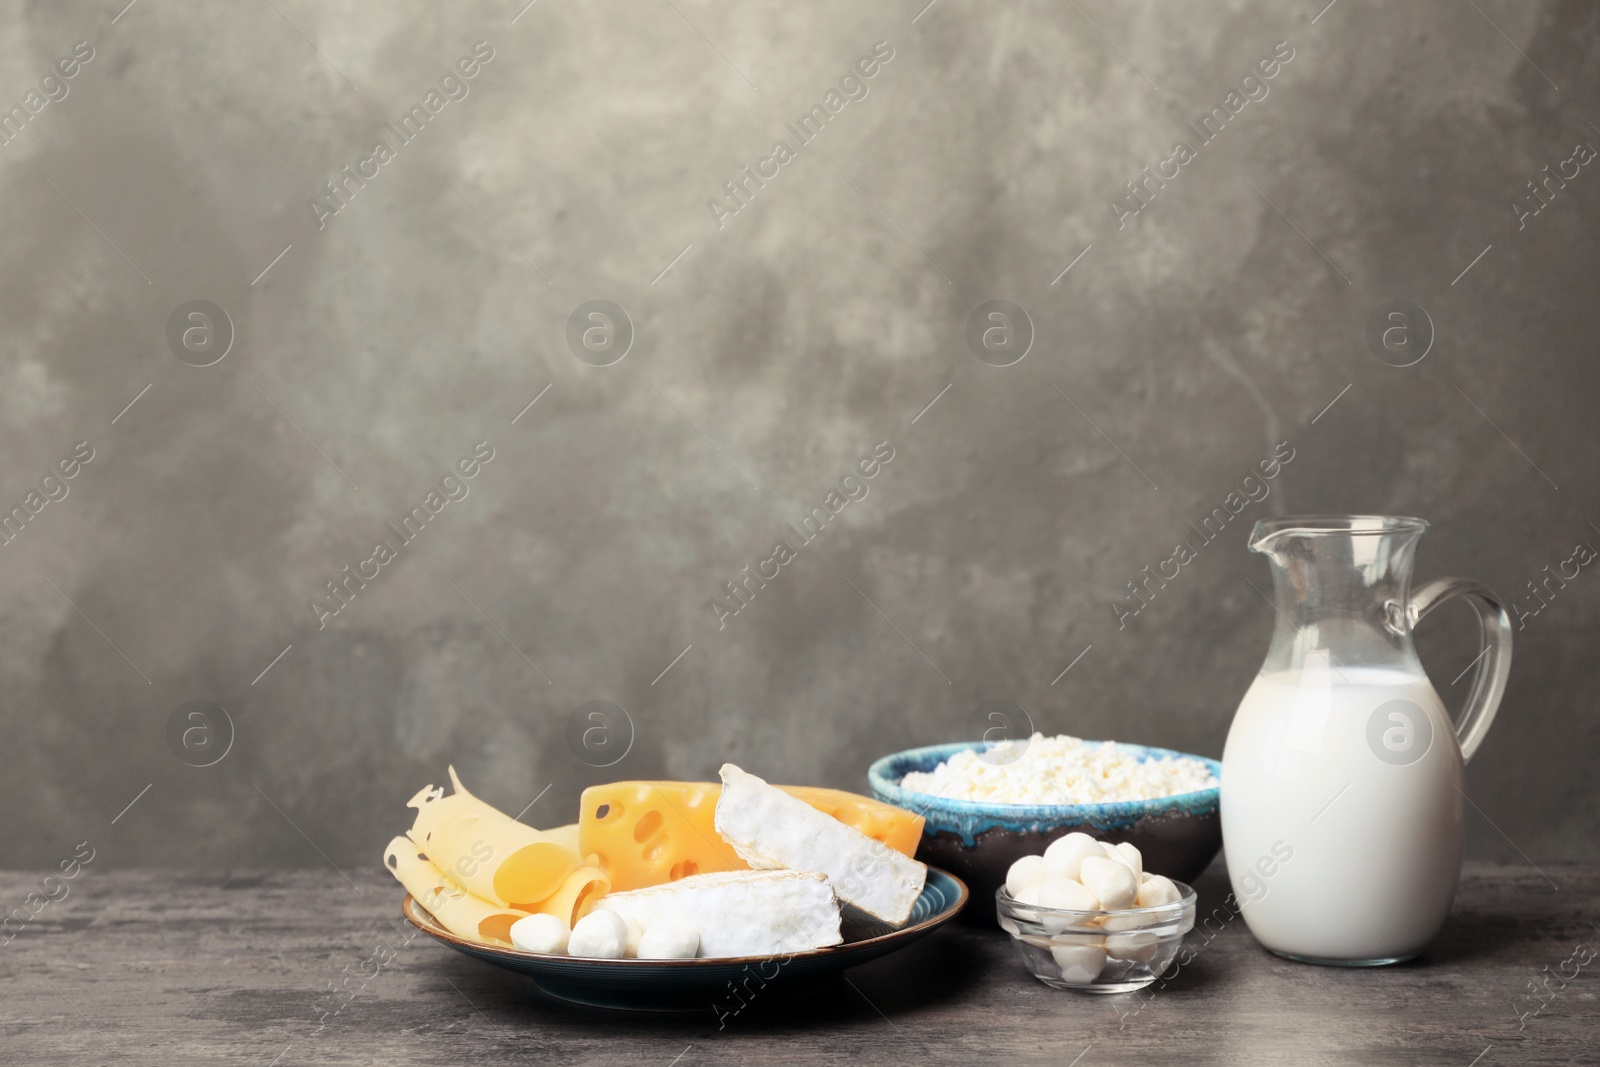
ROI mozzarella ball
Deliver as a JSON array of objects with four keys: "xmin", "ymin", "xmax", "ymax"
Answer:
[
  {"xmin": 1049, "ymin": 931, "xmax": 1104, "ymax": 946},
  {"xmin": 637, "ymin": 919, "xmax": 700, "ymax": 959},
  {"xmin": 1005, "ymin": 854, "xmax": 1047, "ymax": 898},
  {"xmin": 1037, "ymin": 877, "xmax": 1100, "ymax": 934},
  {"xmin": 1105, "ymin": 930, "xmax": 1160, "ymax": 963},
  {"xmin": 508, "ymin": 913, "xmax": 569, "ymax": 954},
  {"xmin": 1080, "ymin": 856, "xmax": 1138, "ymax": 910},
  {"xmin": 1136, "ymin": 873, "xmax": 1182, "ymax": 909},
  {"xmin": 618, "ymin": 913, "xmax": 645, "ymax": 957},
  {"xmin": 1111, "ymin": 842, "xmax": 1143, "ymax": 877},
  {"xmin": 567, "ymin": 909, "xmax": 629, "ymax": 958},
  {"xmin": 1043, "ymin": 833, "xmax": 1103, "ymax": 881},
  {"xmin": 1014, "ymin": 882, "xmax": 1046, "ymax": 906},
  {"xmin": 1050, "ymin": 943, "xmax": 1107, "ymax": 984},
  {"xmin": 1038, "ymin": 878, "xmax": 1099, "ymax": 911}
]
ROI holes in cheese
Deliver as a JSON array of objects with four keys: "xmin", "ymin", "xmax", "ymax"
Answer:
[
  {"xmin": 527, "ymin": 865, "xmax": 610, "ymax": 926},
  {"xmin": 581, "ymin": 782, "xmax": 743, "ymax": 892},
  {"xmin": 383, "ymin": 835, "xmax": 530, "ymax": 947},
  {"xmin": 578, "ymin": 781, "xmax": 925, "ymax": 892},
  {"xmin": 633, "ymin": 809, "xmax": 665, "ymax": 843},
  {"xmin": 407, "ymin": 767, "xmax": 578, "ymax": 907}
]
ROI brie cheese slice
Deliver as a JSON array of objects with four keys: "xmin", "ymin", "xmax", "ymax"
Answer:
[
  {"xmin": 599, "ymin": 869, "xmax": 842, "ymax": 958},
  {"xmin": 715, "ymin": 763, "xmax": 928, "ymax": 925}
]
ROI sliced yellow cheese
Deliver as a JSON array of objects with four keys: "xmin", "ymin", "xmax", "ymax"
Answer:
[
  {"xmin": 545, "ymin": 823, "xmax": 580, "ymax": 856},
  {"xmin": 579, "ymin": 781, "xmax": 925, "ymax": 892},
  {"xmin": 527, "ymin": 865, "xmax": 610, "ymax": 926},
  {"xmin": 407, "ymin": 767, "xmax": 577, "ymax": 907},
  {"xmin": 383, "ymin": 835, "xmax": 530, "ymax": 946}
]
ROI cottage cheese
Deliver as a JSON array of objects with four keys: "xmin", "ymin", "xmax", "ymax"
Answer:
[{"xmin": 898, "ymin": 733, "xmax": 1215, "ymax": 805}]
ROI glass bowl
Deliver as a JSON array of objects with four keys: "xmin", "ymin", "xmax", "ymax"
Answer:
[{"xmin": 994, "ymin": 881, "xmax": 1197, "ymax": 993}]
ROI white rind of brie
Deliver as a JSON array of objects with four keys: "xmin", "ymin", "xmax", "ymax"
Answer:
[
  {"xmin": 599, "ymin": 870, "xmax": 843, "ymax": 958},
  {"xmin": 715, "ymin": 763, "xmax": 928, "ymax": 925}
]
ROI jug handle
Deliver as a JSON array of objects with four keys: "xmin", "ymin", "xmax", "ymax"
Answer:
[{"xmin": 1409, "ymin": 577, "xmax": 1513, "ymax": 763}]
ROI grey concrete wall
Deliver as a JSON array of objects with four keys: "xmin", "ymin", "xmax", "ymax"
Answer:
[{"xmin": 2, "ymin": 0, "xmax": 1595, "ymax": 873}]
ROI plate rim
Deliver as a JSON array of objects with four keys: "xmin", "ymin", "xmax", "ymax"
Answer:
[{"xmin": 399, "ymin": 865, "xmax": 968, "ymax": 968}]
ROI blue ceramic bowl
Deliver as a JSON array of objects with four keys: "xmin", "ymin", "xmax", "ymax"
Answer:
[{"xmin": 868, "ymin": 740, "xmax": 1221, "ymax": 922}]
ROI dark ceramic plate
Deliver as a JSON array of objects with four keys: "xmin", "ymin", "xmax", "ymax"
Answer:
[
  {"xmin": 400, "ymin": 866, "xmax": 968, "ymax": 1012},
  {"xmin": 868, "ymin": 741, "xmax": 1221, "ymax": 923}
]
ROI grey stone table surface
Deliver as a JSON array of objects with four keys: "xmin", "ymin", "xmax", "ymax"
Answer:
[{"xmin": 2, "ymin": 863, "xmax": 1595, "ymax": 1066}]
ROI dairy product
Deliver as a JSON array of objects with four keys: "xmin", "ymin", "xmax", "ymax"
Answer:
[
  {"xmin": 1079, "ymin": 857, "xmax": 1137, "ymax": 910},
  {"xmin": 1221, "ymin": 666, "xmax": 1463, "ymax": 961},
  {"xmin": 383, "ymin": 835, "xmax": 530, "ymax": 947},
  {"xmin": 715, "ymin": 764, "xmax": 927, "ymax": 924},
  {"xmin": 637, "ymin": 919, "xmax": 700, "ymax": 959},
  {"xmin": 1037, "ymin": 879, "xmax": 1097, "ymax": 911},
  {"xmin": 899, "ymin": 733, "xmax": 1216, "ymax": 805},
  {"xmin": 1050, "ymin": 943, "xmax": 1107, "ymax": 983},
  {"xmin": 1108, "ymin": 842, "xmax": 1142, "ymax": 876},
  {"xmin": 579, "ymin": 780, "xmax": 924, "ymax": 892},
  {"xmin": 781, "ymin": 785, "xmax": 925, "ymax": 855},
  {"xmin": 407, "ymin": 767, "xmax": 577, "ymax": 907},
  {"xmin": 1105, "ymin": 930, "xmax": 1160, "ymax": 962},
  {"xmin": 1135, "ymin": 874, "xmax": 1181, "ymax": 909},
  {"xmin": 1006, "ymin": 854, "xmax": 1047, "ymax": 896},
  {"xmin": 527, "ymin": 864, "xmax": 609, "ymax": 927},
  {"xmin": 1042, "ymin": 833, "xmax": 1102, "ymax": 881},
  {"xmin": 599, "ymin": 869, "xmax": 843, "ymax": 957},
  {"xmin": 508, "ymin": 913, "xmax": 570, "ymax": 954},
  {"xmin": 1002, "ymin": 841, "xmax": 1193, "ymax": 983},
  {"xmin": 568, "ymin": 909, "xmax": 629, "ymax": 958}
]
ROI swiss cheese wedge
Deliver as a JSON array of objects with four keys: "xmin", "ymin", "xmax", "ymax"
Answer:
[
  {"xmin": 715, "ymin": 763, "xmax": 928, "ymax": 925},
  {"xmin": 579, "ymin": 780, "xmax": 924, "ymax": 892},
  {"xmin": 408, "ymin": 767, "xmax": 578, "ymax": 907},
  {"xmin": 580, "ymin": 781, "xmax": 743, "ymax": 891},
  {"xmin": 383, "ymin": 836, "xmax": 530, "ymax": 946}
]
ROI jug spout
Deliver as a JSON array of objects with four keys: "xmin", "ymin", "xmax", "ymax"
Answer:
[
  {"xmin": 1248, "ymin": 515, "xmax": 1429, "ymax": 559},
  {"xmin": 1247, "ymin": 515, "xmax": 1431, "ymax": 673}
]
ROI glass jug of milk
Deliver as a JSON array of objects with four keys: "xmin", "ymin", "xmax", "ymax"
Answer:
[{"xmin": 1221, "ymin": 515, "xmax": 1512, "ymax": 965}]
